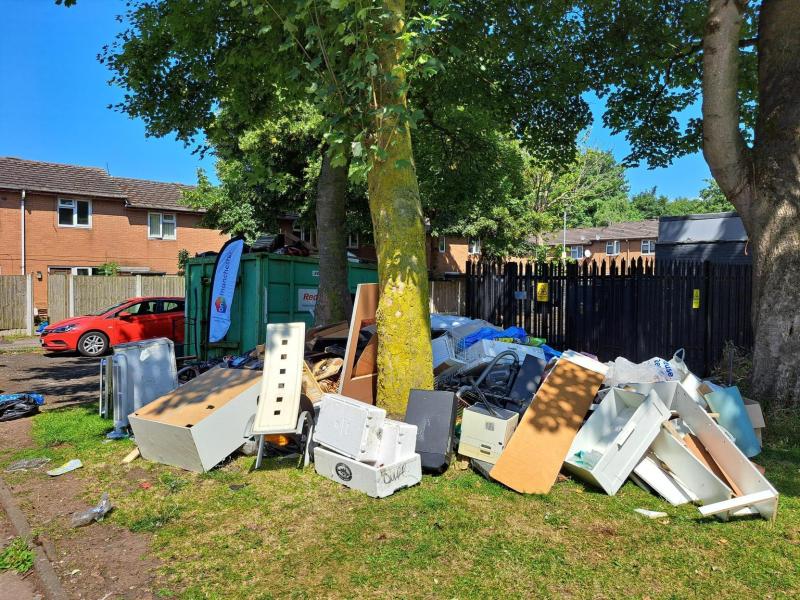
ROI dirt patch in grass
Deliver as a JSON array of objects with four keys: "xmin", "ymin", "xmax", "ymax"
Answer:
[
  {"xmin": 0, "ymin": 418, "xmax": 34, "ymax": 459},
  {"xmin": 1, "ymin": 414, "xmax": 161, "ymax": 600}
]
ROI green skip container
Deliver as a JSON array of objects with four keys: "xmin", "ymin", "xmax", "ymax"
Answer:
[{"xmin": 184, "ymin": 253, "xmax": 378, "ymax": 360}]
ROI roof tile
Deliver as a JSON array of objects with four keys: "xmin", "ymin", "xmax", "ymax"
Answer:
[
  {"xmin": 0, "ymin": 156, "xmax": 202, "ymax": 213},
  {"xmin": 542, "ymin": 220, "xmax": 659, "ymax": 245}
]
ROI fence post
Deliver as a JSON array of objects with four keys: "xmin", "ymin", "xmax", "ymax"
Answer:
[
  {"xmin": 68, "ymin": 275, "xmax": 75, "ymax": 318},
  {"xmin": 702, "ymin": 260, "xmax": 712, "ymax": 375},
  {"xmin": 135, "ymin": 274, "xmax": 143, "ymax": 297},
  {"xmin": 25, "ymin": 274, "xmax": 33, "ymax": 335}
]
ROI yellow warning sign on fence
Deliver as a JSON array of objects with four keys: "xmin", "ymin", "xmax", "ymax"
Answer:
[
  {"xmin": 692, "ymin": 288, "xmax": 700, "ymax": 309},
  {"xmin": 536, "ymin": 282, "xmax": 549, "ymax": 303}
]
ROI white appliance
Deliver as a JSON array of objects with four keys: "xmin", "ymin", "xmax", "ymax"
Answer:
[
  {"xmin": 457, "ymin": 404, "xmax": 519, "ymax": 464},
  {"xmin": 111, "ymin": 338, "xmax": 177, "ymax": 432}
]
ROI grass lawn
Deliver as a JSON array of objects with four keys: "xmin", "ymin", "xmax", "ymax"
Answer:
[{"xmin": 2, "ymin": 404, "xmax": 799, "ymax": 599}]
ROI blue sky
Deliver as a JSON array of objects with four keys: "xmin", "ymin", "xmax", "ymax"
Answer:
[{"xmin": 0, "ymin": 0, "xmax": 711, "ymax": 198}]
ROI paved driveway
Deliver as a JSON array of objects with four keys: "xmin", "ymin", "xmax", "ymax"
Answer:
[{"xmin": 0, "ymin": 349, "xmax": 99, "ymax": 408}]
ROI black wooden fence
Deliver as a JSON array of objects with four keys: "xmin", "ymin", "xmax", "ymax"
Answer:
[{"xmin": 465, "ymin": 258, "xmax": 753, "ymax": 375}]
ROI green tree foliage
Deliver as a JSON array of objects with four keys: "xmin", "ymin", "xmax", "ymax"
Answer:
[
  {"xmin": 181, "ymin": 104, "xmax": 324, "ymax": 241},
  {"xmin": 97, "ymin": 262, "xmax": 120, "ymax": 276}
]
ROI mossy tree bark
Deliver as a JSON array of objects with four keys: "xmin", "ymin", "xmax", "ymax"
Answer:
[
  {"xmin": 703, "ymin": 0, "xmax": 800, "ymax": 407},
  {"xmin": 366, "ymin": 0, "xmax": 433, "ymax": 414},
  {"xmin": 314, "ymin": 150, "xmax": 353, "ymax": 327}
]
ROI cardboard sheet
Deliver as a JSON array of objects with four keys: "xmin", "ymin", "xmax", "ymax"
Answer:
[
  {"xmin": 489, "ymin": 354, "xmax": 606, "ymax": 494},
  {"xmin": 339, "ymin": 283, "xmax": 379, "ymax": 404},
  {"xmin": 132, "ymin": 367, "xmax": 260, "ymax": 427}
]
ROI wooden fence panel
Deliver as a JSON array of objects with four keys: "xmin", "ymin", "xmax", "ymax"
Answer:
[
  {"xmin": 141, "ymin": 276, "xmax": 186, "ymax": 298},
  {"xmin": 0, "ymin": 275, "xmax": 27, "ymax": 330},
  {"xmin": 73, "ymin": 276, "xmax": 137, "ymax": 317},
  {"xmin": 47, "ymin": 275, "xmax": 68, "ymax": 324},
  {"xmin": 429, "ymin": 279, "xmax": 465, "ymax": 314}
]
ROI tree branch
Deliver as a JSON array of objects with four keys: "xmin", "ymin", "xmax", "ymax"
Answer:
[{"xmin": 702, "ymin": 0, "xmax": 755, "ymax": 227}]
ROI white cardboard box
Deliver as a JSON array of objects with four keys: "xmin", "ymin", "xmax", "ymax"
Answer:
[
  {"xmin": 314, "ymin": 393, "xmax": 386, "ymax": 462},
  {"xmin": 564, "ymin": 388, "xmax": 670, "ymax": 495},
  {"xmin": 314, "ymin": 446, "xmax": 422, "ymax": 498}
]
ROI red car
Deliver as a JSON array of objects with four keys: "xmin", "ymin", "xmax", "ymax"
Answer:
[{"xmin": 41, "ymin": 297, "xmax": 185, "ymax": 357}]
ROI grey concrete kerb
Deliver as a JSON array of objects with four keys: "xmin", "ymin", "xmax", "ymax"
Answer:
[{"xmin": 0, "ymin": 477, "xmax": 67, "ymax": 600}]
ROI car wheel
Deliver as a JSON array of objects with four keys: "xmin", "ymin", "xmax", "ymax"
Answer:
[{"xmin": 78, "ymin": 331, "xmax": 109, "ymax": 357}]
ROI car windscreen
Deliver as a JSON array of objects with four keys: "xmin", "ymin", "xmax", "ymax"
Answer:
[{"xmin": 90, "ymin": 300, "xmax": 131, "ymax": 316}]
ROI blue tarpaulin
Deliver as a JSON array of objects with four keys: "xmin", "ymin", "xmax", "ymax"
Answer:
[{"xmin": 0, "ymin": 393, "xmax": 45, "ymax": 407}]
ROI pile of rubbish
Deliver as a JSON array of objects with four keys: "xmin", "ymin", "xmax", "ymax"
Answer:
[{"xmin": 99, "ymin": 283, "xmax": 775, "ymax": 522}]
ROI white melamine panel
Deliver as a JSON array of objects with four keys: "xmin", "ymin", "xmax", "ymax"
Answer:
[{"xmin": 253, "ymin": 322, "xmax": 306, "ymax": 435}]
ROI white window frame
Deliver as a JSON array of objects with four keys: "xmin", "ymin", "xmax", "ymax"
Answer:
[
  {"xmin": 606, "ymin": 240, "xmax": 621, "ymax": 256},
  {"xmin": 57, "ymin": 197, "xmax": 92, "ymax": 228},
  {"xmin": 570, "ymin": 245, "xmax": 584, "ymax": 260},
  {"xmin": 438, "ymin": 236, "xmax": 446, "ymax": 253},
  {"xmin": 148, "ymin": 212, "xmax": 177, "ymax": 240},
  {"xmin": 641, "ymin": 239, "xmax": 655, "ymax": 255},
  {"xmin": 292, "ymin": 224, "xmax": 315, "ymax": 246},
  {"xmin": 70, "ymin": 266, "xmax": 95, "ymax": 276},
  {"xmin": 468, "ymin": 238, "xmax": 481, "ymax": 255},
  {"xmin": 347, "ymin": 232, "xmax": 359, "ymax": 249}
]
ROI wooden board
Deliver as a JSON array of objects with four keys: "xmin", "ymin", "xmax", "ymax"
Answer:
[
  {"xmin": 132, "ymin": 367, "xmax": 260, "ymax": 427},
  {"xmin": 683, "ymin": 432, "xmax": 743, "ymax": 496},
  {"xmin": 339, "ymin": 283, "xmax": 379, "ymax": 404},
  {"xmin": 302, "ymin": 361, "xmax": 324, "ymax": 403},
  {"xmin": 489, "ymin": 355, "xmax": 606, "ymax": 494}
]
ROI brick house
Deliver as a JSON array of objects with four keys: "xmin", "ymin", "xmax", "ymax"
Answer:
[
  {"xmin": 0, "ymin": 157, "xmax": 227, "ymax": 311},
  {"xmin": 542, "ymin": 220, "xmax": 659, "ymax": 263},
  {"xmin": 277, "ymin": 215, "xmax": 482, "ymax": 277}
]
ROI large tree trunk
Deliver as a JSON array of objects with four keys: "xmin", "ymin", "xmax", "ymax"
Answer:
[
  {"xmin": 366, "ymin": 0, "xmax": 433, "ymax": 414},
  {"xmin": 314, "ymin": 150, "xmax": 353, "ymax": 327},
  {"xmin": 703, "ymin": 0, "xmax": 800, "ymax": 407}
]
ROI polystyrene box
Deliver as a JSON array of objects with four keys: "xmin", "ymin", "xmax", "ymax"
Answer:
[
  {"xmin": 314, "ymin": 446, "xmax": 422, "ymax": 498},
  {"xmin": 375, "ymin": 419, "xmax": 417, "ymax": 466},
  {"xmin": 564, "ymin": 388, "xmax": 670, "ymax": 495},
  {"xmin": 313, "ymin": 393, "xmax": 386, "ymax": 462}
]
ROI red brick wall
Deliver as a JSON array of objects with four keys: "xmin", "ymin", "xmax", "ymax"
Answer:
[
  {"xmin": 0, "ymin": 190, "xmax": 227, "ymax": 309},
  {"xmin": 566, "ymin": 238, "xmax": 655, "ymax": 264}
]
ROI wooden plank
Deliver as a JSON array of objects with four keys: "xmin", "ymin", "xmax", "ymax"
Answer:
[
  {"xmin": 0, "ymin": 275, "xmax": 27, "ymax": 329},
  {"xmin": 489, "ymin": 354, "xmax": 606, "ymax": 494}
]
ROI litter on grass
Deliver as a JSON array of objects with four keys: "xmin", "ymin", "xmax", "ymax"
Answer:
[
  {"xmin": 70, "ymin": 493, "xmax": 113, "ymax": 527},
  {"xmin": 4, "ymin": 457, "xmax": 51, "ymax": 473},
  {"xmin": 46, "ymin": 459, "xmax": 82, "ymax": 477}
]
